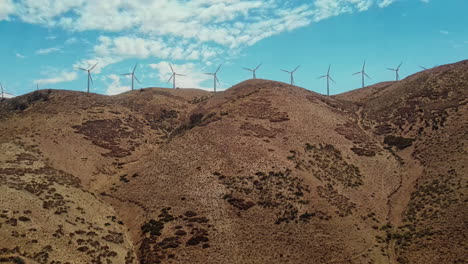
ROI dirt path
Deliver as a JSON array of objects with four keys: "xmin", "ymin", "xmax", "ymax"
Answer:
[{"xmin": 355, "ymin": 106, "xmax": 424, "ymax": 264}]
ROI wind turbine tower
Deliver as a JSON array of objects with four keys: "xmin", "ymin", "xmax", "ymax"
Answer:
[
  {"xmin": 121, "ymin": 63, "xmax": 141, "ymax": 91},
  {"xmin": 243, "ymin": 63, "xmax": 262, "ymax": 79},
  {"xmin": 0, "ymin": 83, "xmax": 15, "ymax": 99},
  {"xmin": 387, "ymin": 62, "xmax": 403, "ymax": 81},
  {"xmin": 167, "ymin": 63, "xmax": 186, "ymax": 89},
  {"xmin": 318, "ymin": 64, "xmax": 336, "ymax": 96},
  {"xmin": 281, "ymin": 65, "xmax": 300, "ymax": 86},
  {"xmin": 353, "ymin": 61, "xmax": 372, "ymax": 88},
  {"xmin": 205, "ymin": 64, "xmax": 222, "ymax": 93},
  {"xmin": 77, "ymin": 63, "xmax": 98, "ymax": 93}
]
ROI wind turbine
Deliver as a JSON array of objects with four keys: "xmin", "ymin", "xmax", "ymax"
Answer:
[
  {"xmin": 281, "ymin": 65, "xmax": 300, "ymax": 86},
  {"xmin": 205, "ymin": 64, "xmax": 222, "ymax": 93},
  {"xmin": 77, "ymin": 63, "xmax": 98, "ymax": 93},
  {"xmin": 318, "ymin": 64, "xmax": 336, "ymax": 96},
  {"xmin": 121, "ymin": 63, "xmax": 141, "ymax": 91},
  {"xmin": 353, "ymin": 61, "xmax": 372, "ymax": 88},
  {"xmin": 387, "ymin": 62, "xmax": 403, "ymax": 81},
  {"xmin": 167, "ymin": 63, "xmax": 186, "ymax": 89},
  {"xmin": 0, "ymin": 83, "xmax": 15, "ymax": 99},
  {"xmin": 242, "ymin": 63, "xmax": 262, "ymax": 79}
]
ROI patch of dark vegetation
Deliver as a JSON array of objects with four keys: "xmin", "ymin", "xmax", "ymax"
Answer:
[
  {"xmin": 0, "ymin": 256, "xmax": 25, "ymax": 264},
  {"xmin": 72, "ymin": 118, "xmax": 143, "ymax": 157},
  {"xmin": 222, "ymin": 194, "xmax": 255, "ymax": 210},
  {"xmin": 351, "ymin": 147, "xmax": 376, "ymax": 157},
  {"xmin": 240, "ymin": 97, "xmax": 290, "ymax": 122},
  {"xmin": 317, "ymin": 184, "xmax": 356, "ymax": 217},
  {"xmin": 141, "ymin": 219, "xmax": 165, "ymax": 237},
  {"xmin": 119, "ymin": 174, "xmax": 129, "ymax": 183},
  {"xmin": 292, "ymin": 143, "xmax": 363, "ymax": 188},
  {"xmin": 171, "ymin": 111, "xmax": 222, "ymax": 138},
  {"xmin": 139, "ymin": 208, "xmax": 212, "ymax": 264},
  {"xmin": 383, "ymin": 135, "xmax": 415, "ymax": 150},
  {"xmin": 216, "ymin": 169, "xmax": 311, "ymax": 224},
  {"xmin": 336, "ymin": 121, "xmax": 380, "ymax": 156},
  {"xmin": 189, "ymin": 95, "xmax": 210, "ymax": 104},
  {"xmin": 240, "ymin": 122, "xmax": 279, "ymax": 138}
]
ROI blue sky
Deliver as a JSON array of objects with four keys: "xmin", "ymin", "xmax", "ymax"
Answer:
[{"xmin": 0, "ymin": 0, "xmax": 466, "ymax": 97}]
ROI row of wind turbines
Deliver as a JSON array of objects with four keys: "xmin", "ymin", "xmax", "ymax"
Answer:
[
  {"xmin": 0, "ymin": 61, "xmax": 431, "ymax": 99},
  {"xmin": 76, "ymin": 61, "xmax": 417, "ymax": 96}
]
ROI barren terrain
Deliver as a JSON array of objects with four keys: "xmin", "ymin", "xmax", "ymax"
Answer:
[{"xmin": 1, "ymin": 61, "xmax": 467, "ymax": 264}]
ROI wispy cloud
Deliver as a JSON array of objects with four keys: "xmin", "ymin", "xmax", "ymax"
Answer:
[
  {"xmin": 378, "ymin": 0, "xmax": 395, "ymax": 8},
  {"xmin": 16, "ymin": 52, "xmax": 26, "ymax": 59},
  {"xmin": 34, "ymin": 71, "xmax": 77, "ymax": 85},
  {"xmin": 439, "ymin": 30, "xmax": 449, "ymax": 35},
  {"xmin": 105, "ymin": 74, "xmax": 130, "ymax": 95},
  {"xmin": 420, "ymin": 0, "xmax": 429, "ymax": 3},
  {"xmin": 36, "ymin": 47, "xmax": 62, "ymax": 55},
  {"xmin": 65, "ymin": 37, "xmax": 77, "ymax": 45},
  {"xmin": 149, "ymin": 62, "xmax": 212, "ymax": 90}
]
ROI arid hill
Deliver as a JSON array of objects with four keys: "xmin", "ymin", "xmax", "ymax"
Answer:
[{"xmin": 0, "ymin": 60, "xmax": 467, "ymax": 264}]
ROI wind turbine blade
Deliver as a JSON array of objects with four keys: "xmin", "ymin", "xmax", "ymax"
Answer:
[
  {"xmin": 281, "ymin": 69, "xmax": 289, "ymax": 73},
  {"xmin": 89, "ymin": 73, "xmax": 94, "ymax": 84},
  {"xmin": 169, "ymin": 63, "xmax": 174, "ymax": 73},
  {"xmin": 77, "ymin": 67, "xmax": 87, "ymax": 71},
  {"xmin": 329, "ymin": 76, "xmax": 336, "ymax": 84},
  {"xmin": 121, "ymin": 73, "xmax": 132, "ymax": 76},
  {"xmin": 255, "ymin": 63, "xmax": 262, "ymax": 70},
  {"xmin": 242, "ymin": 67, "xmax": 252, "ymax": 71},
  {"xmin": 397, "ymin": 62, "xmax": 403, "ymax": 70},
  {"xmin": 133, "ymin": 63, "xmax": 138, "ymax": 74},
  {"xmin": 364, "ymin": 73, "xmax": 372, "ymax": 80},
  {"xmin": 176, "ymin": 74, "xmax": 186, "ymax": 76},
  {"xmin": 362, "ymin": 61, "xmax": 366, "ymax": 71},
  {"xmin": 216, "ymin": 76, "xmax": 221, "ymax": 85},
  {"xmin": 215, "ymin": 64, "xmax": 222, "ymax": 74},
  {"xmin": 90, "ymin": 63, "xmax": 98, "ymax": 71},
  {"xmin": 327, "ymin": 64, "xmax": 331, "ymax": 74},
  {"xmin": 387, "ymin": 68, "xmax": 396, "ymax": 71},
  {"xmin": 293, "ymin": 65, "xmax": 300, "ymax": 72},
  {"xmin": 204, "ymin": 73, "xmax": 213, "ymax": 75},
  {"xmin": 167, "ymin": 74, "xmax": 174, "ymax": 83},
  {"xmin": 317, "ymin": 75, "xmax": 327, "ymax": 79},
  {"xmin": 353, "ymin": 72, "xmax": 361, "ymax": 75},
  {"xmin": 419, "ymin": 66, "xmax": 427, "ymax": 70},
  {"xmin": 134, "ymin": 75, "xmax": 141, "ymax": 84}
]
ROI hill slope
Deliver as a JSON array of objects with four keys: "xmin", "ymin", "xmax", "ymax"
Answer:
[{"xmin": 0, "ymin": 61, "xmax": 467, "ymax": 264}]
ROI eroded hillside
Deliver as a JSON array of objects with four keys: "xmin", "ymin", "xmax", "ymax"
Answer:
[{"xmin": 1, "ymin": 61, "xmax": 467, "ymax": 264}]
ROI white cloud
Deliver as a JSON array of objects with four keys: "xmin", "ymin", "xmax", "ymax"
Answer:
[
  {"xmin": 45, "ymin": 35, "xmax": 57, "ymax": 40},
  {"xmin": 16, "ymin": 53, "xmax": 26, "ymax": 59},
  {"xmin": 378, "ymin": 0, "xmax": 395, "ymax": 8},
  {"xmin": 34, "ymin": 71, "xmax": 77, "ymax": 85},
  {"xmin": 149, "ymin": 61, "xmax": 212, "ymax": 90},
  {"xmin": 0, "ymin": 0, "xmax": 14, "ymax": 20},
  {"xmin": 6, "ymin": 0, "xmax": 398, "ymax": 75},
  {"xmin": 5, "ymin": 0, "xmax": 377, "ymax": 50},
  {"xmin": 36, "ymin": 47, "xmax": 61, "ymax": 54},
  {"xmin": 420, "ymin": 0, "xmax": 429, "ymax": 3},
  {"xmin": 439, "ymin": 30, "xmax": 449, "ymax": 35},
  {"xmin": 105, "ymin": 74, "xmax": 130, "ymax": 95}
]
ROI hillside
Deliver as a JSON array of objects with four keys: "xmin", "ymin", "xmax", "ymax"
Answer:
[{"xmin": 0, "ymin": 61, "xmax": 467, "ymax": 264}]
